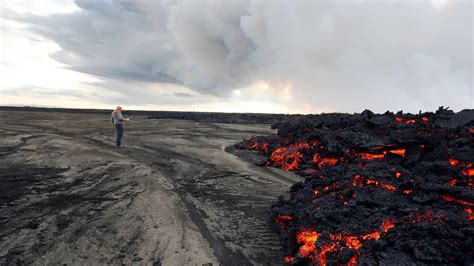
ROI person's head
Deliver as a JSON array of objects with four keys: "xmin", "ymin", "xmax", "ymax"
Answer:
[{"xmin": 112, "ymin": 106, "xmax": 122, "ymax": 115}]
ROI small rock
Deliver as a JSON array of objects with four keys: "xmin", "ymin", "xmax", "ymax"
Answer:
[{"xmin": 9, "ymin": 248, "xmax": 24, "ymax": 255}]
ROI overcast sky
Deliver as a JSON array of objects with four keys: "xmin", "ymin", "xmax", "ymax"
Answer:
[{"xmin": 0, "ymin": 0, "xmax": 472, "ymax": 114}]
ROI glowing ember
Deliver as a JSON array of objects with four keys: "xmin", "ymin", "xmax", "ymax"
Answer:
[
  {"xmin": 249, "ymin": 140, "xmax": 269, "ymax": 153},
  {"xmin": 380, "ymin": 219, "xmax": 396, "ymax": 233},
  {"xmin": 274, "ymin": 214, "xmax": 293, "ymax": 229},
  {"xmin": 410, "ymin": 211, "xmax": 445, "ymax": 224},
  {"xmin": 449, "ymin": 178, "xmax": 457, "ymax": 186},
  {"xmin": 461, "ymin": 168, "xmax": 474, "ymax": 176},
  {"xmin": 240, "ymin": 136, "xmax": 270, "ymax": 153},
  {"xmin": 448, "ymin": 158, "xmax": 461, "ymax": 166},
  {"xmin": 352, "ymin": 174, "xmax": 361, "ymax": 187},
  {"xmin": 347, "ymin": 254, "xmax": 359, "ymax": 266},
  {"xmin": 357, "ymin": 152, "xmax": 386, "ymax": 160},
  {"xmin": 361, "ymin": 230, "xmax": 380, "ymax": 241},
  {"xmin": 345, "ymin": 236, "xmax": 362, "ymax": 249},
  {"xmin": 465, "ymin": 208, "xmax": 474, "ymax": 221},
  {"xmin": 421, "ymin": 117, "xmax": 429, "ymax": 121},
  {"xmin": 395, "ymin": 117, "xmax": 404, "ymax": 122},
  {"xmin": 448, "ymin": 158, "xmax": 472, "ymax": 168},
  {"xmin": 388, "ymin": 148, "xmax": 406, "ymax": 156},
  {"xmin": 405, "ymin": 119, "xmax": 416, "ymax": 124},
  {"xmin": 355, "ymin": 147, "xmax": 405, "ymax": 160},
  {"xmin": 366, "ymin": 179, "xmax": 396, "ymax": 191},
  {"xmin": 315, "ymin": 243, "xmax": 337, "ymax": 265},
  {"xmin": 352, "ymin": 175, "xmax": 397, "ymax": 192},
  {"xmin": 312, "ymin": 154, "xmax": 339, "ymax": 168}
]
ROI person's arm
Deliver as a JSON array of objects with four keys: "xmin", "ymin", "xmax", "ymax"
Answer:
[
  {"xmin": 117, "ymin": 113, "xmax": 124, "ymax": 122},
  {"xmin": 118, "ymin": 113, "xmax": 130, "ymax": 121}
]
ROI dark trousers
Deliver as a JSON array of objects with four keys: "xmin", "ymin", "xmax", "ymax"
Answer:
[{"xmin": 115, "ymin": 124, "xmax": 124, "ymax": 146}]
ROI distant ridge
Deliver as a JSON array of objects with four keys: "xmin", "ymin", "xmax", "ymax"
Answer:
[{"xmin": 0, "ymin": 106, "xmax": 291, "ymax": 124}]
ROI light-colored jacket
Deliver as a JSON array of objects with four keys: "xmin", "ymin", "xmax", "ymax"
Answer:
[{"xmin": 111, "ymin": 111, "xmax": 124, "ymax": 125}]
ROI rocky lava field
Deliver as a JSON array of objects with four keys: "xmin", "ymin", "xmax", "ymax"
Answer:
[{"xmin": 236, "ymin": 107, "xmax": 473, "ymax": 265}]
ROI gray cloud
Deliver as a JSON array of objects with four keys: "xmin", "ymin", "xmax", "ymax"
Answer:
[
  {"xmin": 173, "ymin": 92, "xmax": 195, "ymax": 98},
  {"xmin": 5, "ymin": 0, "xmax": 473, "ymax": 112}
]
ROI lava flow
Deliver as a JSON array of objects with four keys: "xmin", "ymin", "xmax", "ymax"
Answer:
[{"xmin": 236, "ymin": 107, "xmax": 473, "ymax": 265}]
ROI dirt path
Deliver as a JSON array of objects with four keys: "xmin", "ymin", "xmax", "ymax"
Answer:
[{"xmin": 0, "ymin": 111, "xmax": 300, "ymax": 265}]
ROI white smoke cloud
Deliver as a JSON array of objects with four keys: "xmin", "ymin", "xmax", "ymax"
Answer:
[{"xmin": 4, "ymin": 0, "xmax": 473, "ymax": 113}]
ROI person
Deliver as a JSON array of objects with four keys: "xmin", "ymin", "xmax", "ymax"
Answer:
[{"xmin": 110, "ymin": 106, "xmax": 130, "ymax": 147}]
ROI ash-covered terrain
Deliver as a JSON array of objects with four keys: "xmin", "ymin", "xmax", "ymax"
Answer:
[
  {"xmin": 2, "ymin": 107, "xmax": 472, "ymax": 266},
  {"xmin": 0, "ymin": 109, "xmax": 301, "ymax": 265}
]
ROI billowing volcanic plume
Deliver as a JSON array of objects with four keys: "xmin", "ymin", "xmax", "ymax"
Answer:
[{"xmin": 235, "ymin": 107, "xmax": 473, "ymax": 265}]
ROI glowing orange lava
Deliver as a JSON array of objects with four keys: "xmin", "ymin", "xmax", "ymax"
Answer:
[
  {"xmin": 448, "ymin": 158, "xmax": 461, "ymax": 166},
  {"xmin": 388, "ymin": 148, "xmax": 406, "ymax": 156},
  {"xmin": 315, "ymin": 243, "xmax": 337, "ymax": 265},
  {"xmin": 441, "ymin": 195, "xmax": 474, "ymax": 206},
  {"xmin": 296, "ymin": 230, "xmax": 320, "ymax": 257},
  {"xmin": 312, "ymin": 154, "xmax": 339, "ymax": 168},
  {"xmin": 353, "ymin": 175, "xmax": 397, "ymax": 192},
  {"xmin": 275, "ymin": 214, "xmax": 293, "ymax": 229},
  {"xmin": 448, "ymin": 158, "xmax": 472, "ymax": 168},
  {"xmin": 361, "ymin": 230, "xmax": 380, "ymax": 241},
  {"xmin": 247, "ymin": 138, "xmax": 269, "ymax": 153},
  {"xmin": 380, "ymin": 219, "xmax": 395, "ymax": 233},
  {"xmin": 461, "ymin": 168, "xmax": 474, "ymax": 177},
  {"xmin": 269, "ymin": 142, "xmax": 310, "ymax": 171},
  {"xmin": 345, "ymin": 236, "xmax": 362, "ymax": 249},
  {"xmin": 365, "ymin": 179, "xmax": 397, "ymax": 191},
  {"xmin": 355, "ymin": 147, "xmax": 406, "ymax": 160},
  {"xmin": 347, "ymin": 254, "xmax": 359, "ymax": 266},
  {"xmin": 358, "ymin": 152, "xmax": 386, "ymax": 160},
  {"xmin": 291, "ymin": 219, "xmax": 396, "ymax": 264}
]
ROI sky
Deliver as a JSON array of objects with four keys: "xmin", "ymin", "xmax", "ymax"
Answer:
[{"xmin": 0, "ymin": 0, "xmax": 472, "ymax": 114}]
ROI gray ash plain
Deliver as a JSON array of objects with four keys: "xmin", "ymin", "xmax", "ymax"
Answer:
[{"xmin": 0, "ymin": 109, "xmax": 300, "ymax": 265}]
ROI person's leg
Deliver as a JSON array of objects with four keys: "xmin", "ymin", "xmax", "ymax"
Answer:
[
  {"xmin": 118, "ymin": 125, "xmax": 123, "ymax": 146},
  {"xmin": 115, "ymin": 124, "xmax": 123, "ymax": 146}
]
